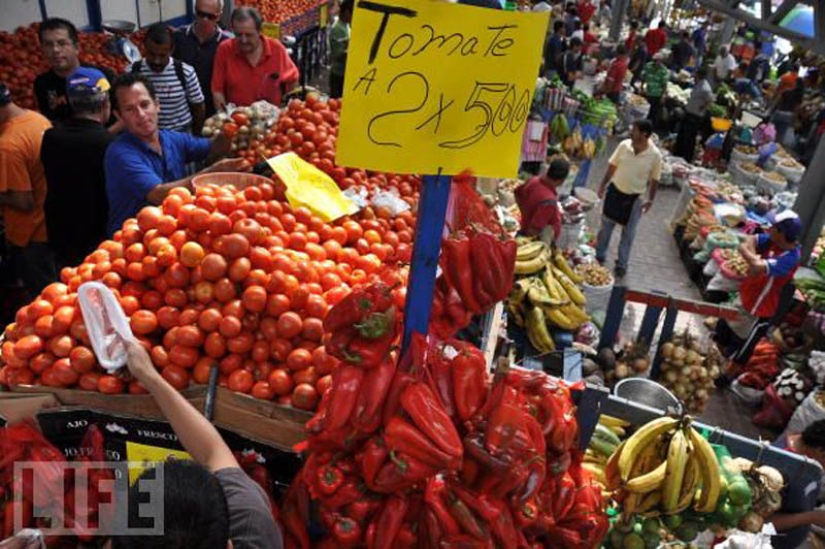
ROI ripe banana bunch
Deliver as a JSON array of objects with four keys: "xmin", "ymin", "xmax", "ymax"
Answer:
[
  {"xmin": 581, "ymin": 138, "xmax": 596, "ymax": 160},
  {"xmin": 608, "ymin": 416, "xmax": 722, "ymax": 519},
  {"xmin": 526, "ymin": 306, "xmax": 555, "ymax": 353},
  {"xmin": 515, "ymin": 241, "xmax": 549, "ymax": 275}
]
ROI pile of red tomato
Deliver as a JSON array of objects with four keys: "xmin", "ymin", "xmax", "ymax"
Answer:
[
  {"xmin": 0, "ymin": 23, "xmax": 136, "ymax": 110},
  {"xmin": 0, "ymin": 98, "xmax": 420, "ymax": 413},
  {"xmin": 236, "ymin": 0, "xmax": 326, "ymax": 24}
]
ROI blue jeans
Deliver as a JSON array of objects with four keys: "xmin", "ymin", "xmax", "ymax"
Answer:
[{"xmin": 595, "ymin": 197, "xmax": 643, "ymax": 270}]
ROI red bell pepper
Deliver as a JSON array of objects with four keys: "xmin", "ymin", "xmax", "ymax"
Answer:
[
  {"xmin": 480, "ymin": 496, "xmax": 520, "ymax": 549},
  {"xmin": 373, "ymin": 496, "xmax": 408, "ymax": 549},
  {"xmin": 352, "ymin": 358, "xmax": 396, "ymax": 433},
  {"xmin": 515, "ymin": 499, "xmax": 539, "ymax": 528},
  {"xmin": 552, "ymin": 473, "xmax": 578, "ymax": 522},
  {"xmin": 442, "ymin": 236, "xmax": 483, "ymax": 313},
  {"xmin": 281, "ymin": 503, "xmax": 310, "ymax": 549},
  {"xmin": 319, "ymin": 479, "xmax": 364, "ymax": 510},
  {"xmin": 333, "ymin": 515, "xmax": 362, "ymax": 545},
  {"xmin": 382, "ymin": 367, "xmax": 417, "ymax": 425},
  {"xmin": 463, "ymin": 432, "xmax": 512, "ymax": 474},
  {"xmin": 439, "ymin": 535, "xmax": 494, "ymax": 549},
  {"xmin": 342, "ymin": 331, "xmax": 396, "ymax": 369},
  {"xmin": 395, "ymin": 523, "xmax": 416, "ymax": 549},
  {"xmin": 400, "ymin": 383, "xmax": 463, "ymax": 458},
  {"xmin": 359, "ymin": 436, "xmax": 389, "ymax": 488},
  {"xmin": 316, "ymin": 464, "xmax": 344, "ymax": 496},
  {"xmin": 385, "ymin": 417, "xmax": 461, "ymax": 470},
  {"xmin": 424, "ymin": 477, "xmax": 461, "ymax": 536},
  {"xmin": 452, "ymin": 350, "xmax": 488, "ymax": 422},
  {"xmin": 324, "ymin": 282, "xmax": 395, "ymax": 334},
  {"xmin": 446, "ymin": 491, "xmax": 489, "ymax": 541},
  {"xmin": 470, "ymin": 234, "xmax": 516, "ymax": 303},
  {"xmin": 429, "ymin": 346, "xmax": 457, "ymax": 417},
  {"xmin": 421, "ymin": 508, "xmax": 443, "ymax": 549}
]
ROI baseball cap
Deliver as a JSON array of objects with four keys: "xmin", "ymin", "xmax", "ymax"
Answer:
[
  {"xmin": 770, "ymin": 210, "xmax": 802, "ymax": 242},
  {"xmin": 66, "ymin": 67, "xmax": 110, "ymax": 99}
]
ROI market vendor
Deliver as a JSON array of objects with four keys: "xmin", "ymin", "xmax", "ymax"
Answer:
[
  {"xmin": 769, "ymin": 419, "xmax": 825, "ymax": 549},
  {"xmin": 515, "ymin": 158, "xmax": 571, "ymax": 245},
  {"xmin": 104, "ymin": 73, "xmax": 249, "ymax": 236},
  {"xmin": 674, "ymin": 66, "xmax": 714, "ymax": 163},
  {"xmin": 716, "ymin": 211, "xmax": 802, "ymax": 369},
  {"xmin": 211, "ymin": 7, "xmax": 299, "ymax": 111}
]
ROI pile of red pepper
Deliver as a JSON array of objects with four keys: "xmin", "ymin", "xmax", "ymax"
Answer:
[
  {"xmin": 0, "ymin": 421, "xmax": 111, "ymax": 544},
  {"xmin": 281, "ymin": 288, "xmax": 608, "ymax": 548},
  {"xmin": 430, "ymin": 173, "xmax": 517, "ymax": 339},
  {"xmin": 736, "ymin": 340, "xmax": 780, "ymax": 390}
]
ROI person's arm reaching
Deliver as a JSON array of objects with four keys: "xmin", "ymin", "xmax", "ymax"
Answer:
[
  {"xmin": 146, "ymin": 158, "xmax": 250, "ymax": 205},
  {"xmin": 771, "ymin": 510, "xmax": 825, "ymax": 531},
  {"xmin": 211, "ymin": 42, "xmax": 229, "ymax": 113},
  {"xmin": 125, "ymin": 339, "xmax": 239, "ymax": 472},
  {"xmin": 738, "ymin": 235, "xmax": 768, "ymax": 275},
  {"xmin": 191, "ymin": 102, "xmax": 206, "ymax": 136},
  {"xmin": 597, "ymin": 164, "xmax": 618, "ymax": 198}
]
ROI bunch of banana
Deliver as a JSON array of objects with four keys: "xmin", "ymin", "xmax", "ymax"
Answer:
[
  {"xmin": 515, "ymin": 241, "xmax": 549, "ymax": 275},
  {"xmin": 549, "ymin": 113, "xmax": 571, "ymax": 141},
  {"xmin": 607, "ymin": 416, "xmax": 722, "ymax": 520},
  {"xmin": 581, "ymin": 137, "xmax": 597, "ymax": 159},
  {"xmin": 584, "ymin": 415, "xmax": 629, "ymax": 493},
  {"xmin": 525, "ymin": 306, "xmax": 555, "ymax": 353}
]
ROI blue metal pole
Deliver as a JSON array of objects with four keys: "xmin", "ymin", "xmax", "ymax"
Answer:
[{"xmin": 401, "ymin": 173, "xmax": 452, "ymax": 350}]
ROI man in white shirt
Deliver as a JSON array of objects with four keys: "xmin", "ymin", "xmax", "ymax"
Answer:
[
  {"xmin": 674, "ymin": 66, "xmax": 714, "ymax": 162},
  {"xmin": 133, "ymin": 22, "xmax": 206, "ymax": 134},
  {"xmin": 713, "ymin": 46, "xmax": 737, "ymax": 85},
  {"xmin": 595, "ymin": 119, "xmax": 662, "ymax": 278}
]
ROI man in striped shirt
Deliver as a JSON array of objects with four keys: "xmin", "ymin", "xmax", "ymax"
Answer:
[{"xmin": 133, "ymin": 23, "xmax": 206, "ymax": 134}]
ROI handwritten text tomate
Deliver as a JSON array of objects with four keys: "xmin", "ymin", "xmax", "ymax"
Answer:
[{"xmin": 336, "ymin": 0, "xmax": 548, "ymax": 178}]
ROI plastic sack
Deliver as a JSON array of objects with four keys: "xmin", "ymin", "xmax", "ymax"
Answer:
[
  {"xmin": 446, "ymin": 171, "xmax": 502, "ymax": 235},
  {"xmin": 731, "ymin": 377, "xmax": 765, "ymax": 406},
  {"xmin": 266, "ymin": 152, "xmax": 358, "ymax": 222},
  {"xmin": 784, "ymin": 390, "xmax": 825, "ymax": 436},
  {"xmin": 0, "ymin": 529, "xmax": 45, "ymax": 549},
  {"xmin": 371, "ymin": 190, "xmax": 411, "ymax": 217},
  {"xmin": 78, "ymin": 282, "xmax": 133, "ymax": 373},
  {"xmin": 342, "ymin": 186, "xmax": 369, "ymax": 209}
]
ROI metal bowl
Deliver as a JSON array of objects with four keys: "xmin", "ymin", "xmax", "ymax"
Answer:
[
  {"xmin": 101, "ymin": 20, "xmax": 137, "ymax": 34},
  {"xmin": 614, "ymin": 377, "xmax": 683, "ymax": 414}
]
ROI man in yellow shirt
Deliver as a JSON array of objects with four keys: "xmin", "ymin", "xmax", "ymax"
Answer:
[
  {"xmin": 0, "ymin": 84, "xmax": 55, "ymax": 297},
  {"xmin": 595, "ymin": 119, "xmax": 662, "ymax": 278}
]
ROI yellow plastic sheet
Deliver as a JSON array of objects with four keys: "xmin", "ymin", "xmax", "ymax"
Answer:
[{"xmin": 266, "ymin": 152, "xmax": 359, "ymax": 222}]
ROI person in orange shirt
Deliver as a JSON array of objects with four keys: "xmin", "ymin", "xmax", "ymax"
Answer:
[
  {"xmin": 211, "ymin": 7, "xmax": 300, "ymax": 112},
  {"xmin": 0, "ymin": 84, "xmax": 55, "ymax": 297}
]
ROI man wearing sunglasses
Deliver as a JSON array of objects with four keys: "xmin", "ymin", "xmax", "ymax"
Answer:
[{"xmin": 173, "ymin": 0, "xmax": 232, "ymax": 117}]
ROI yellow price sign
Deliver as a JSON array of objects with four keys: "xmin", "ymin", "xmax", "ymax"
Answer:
[
  {"xmin": 126, "ymin": 441, "xmax": 192, "ymax": 485},
  {"xmin": 261, "ymin": 22, "xmax": 281, "ymax": 40},
  {"xmin": 336, "ymin": 0, "xmax": 548, "ymax": 178}
]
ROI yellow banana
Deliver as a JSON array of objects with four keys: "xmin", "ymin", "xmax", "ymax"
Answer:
[
  {"xmin": 526, "ymin": 307, "xmax": 555, "ymax": 353},
  {"xmin": 583, "ymin": 462, "xmax": 607, "ymax": 486},
  {"xmin": 675, "ymin": 453, "xmax": 699, "ymax": 513},
  {"xmin": 584, "ymin": 449, "xmax": 607, "ymax": 465},
  {"xmin": 605, "ymin": 440, "xmax": 624, "ymax": 491},
  {"xmin": 626, "ymin": 460, "xmax": 667, "ymax": 493},
  {"xmin": 553, "ymin": 250, "xmax": 584, "ymax": 283},
  {"xmin": 552, "ymin": 266, "xmax": 587, "ymax": 306},
  {"xmin": 507, "ymin": 302, "xmax": 526, "ymax": 328},
  {"xmin": 662, "ymin": 429, "xmax": 689, "ymax": 514},
  {"xmin": 515, "ymin": 251, "xmax": 549, "ymax": 275},
  {"xmin": 607, "ymin": 425, "xmax": 627, "ymax": 438},
  {"xmin": 560, "ymin": 303, "xmax": 590, "ymax": 326},
  {"xmin": 543, "ymin": 306, "xmax": 579, "ymax": 330},
  {"xmin": 688, "ymin": 426, "xmax": 722, "ymax": 513},
  {"xmin": 619, "ymin": 417, "xmax": 679, "ymax": 482},
  {"xmin": 638, "ymin": 490, "xmax": 662, "ymax": 514},
  {"xmin": 517, "ymin": 241, "xmax": 547, "ymax": 261},
  {"xmin": 622, "ymin": 491, "xmax": 643, "ymax": 520},
  {"xmin": 528, "ymin": 280, "xmax": 567, "ymax": 307},
  {"xmin": 599, "ymin": 415, "xmax": 631, "ymax": 429},
  {"xmin": 543, "ymin": 268, "xmax": 571, "ymax": 304}
]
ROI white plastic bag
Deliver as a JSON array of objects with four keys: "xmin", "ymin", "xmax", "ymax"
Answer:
[
  {"xmin": 0, "ymin": 529, "xmax": 45, "ymax": 548},
  {"xmin": 371, "ymin": 190, "xmax": 411, "ymax": 217},
  {"xmin": 712, "ymin": 525, "xmax": 775, "ymax": 549},
  {"xmin": 77, "ymin": 282, "xmax": 133, "ymax": 373},
  {"xmin": 784, "ymin": 390, "xmax": 825, "ymax": 435}
]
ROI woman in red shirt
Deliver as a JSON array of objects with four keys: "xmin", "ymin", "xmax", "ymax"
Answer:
[{"xmin": 515, "ymin": 158, "xmax": 571, "ymax": 244}]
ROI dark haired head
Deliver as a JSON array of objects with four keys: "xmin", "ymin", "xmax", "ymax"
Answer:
[
  {"xmin": 231, "ymin": 6, "xmax": 264, "ymax": 31},
  {"xmin": 546, "ymin": 158, "xmax": 571, "ymax": 181},
  {"xmin": 39, "ymin": 18, "xmax": 79, "ymax": 45},
  {"xmin": 570, "ymin": 37, "xmax": 583, "ymax": 48},
  {"xmin": 145, "ymin": 23, "xmax": 173, "ymax": 46},
  {"xmin": 630, "ymin": 20, "xmax": 639, "ymax": 29},
  {"xmin": 111, "ymin": 72, "xmax": 157, "ymax": 112},
  {"xmin": 111, "ymin": 461, "xmax": 230, "ymax": 549},
  {"xmin": 696, "ymin": 66, "xmax": 709, "ymax": 79},
  {"xmin": 554, "ymin": 20, "xmax": 565, "ymax": 33},
  {"xmin": 632, "ymin": 119, "xmax": 654, "ymax": 137},
  {"xmin": 658, "ymin": 20, "xmax": 666, "ymax": 28},
  {"xmin": 616, "ymin": 44, "xmax": 627, "ymax": 56},
  {"xmin": 802, "ymin": 420, "xmax": 825, "ymax": 453}
]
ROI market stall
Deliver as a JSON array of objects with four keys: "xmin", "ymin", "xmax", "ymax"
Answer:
[{"xmin": 2, "ymin": 0, "xmax": 825, "ymax": 547}]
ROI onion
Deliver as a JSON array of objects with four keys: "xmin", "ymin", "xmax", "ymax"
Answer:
[
  {"xmin": 665, "ymin": 370, "xmax": 678, "ymax": 383},
  {"xmin": 681, "ymin": 366, "xmax": 692, "ymax": 377},
  {"xmin": 673, "ymin": 346, "xmax": 687, "ymax": 362},
  {"xmin": 661, "ymin": 342, "xmax": 675, "ymax": 359}
]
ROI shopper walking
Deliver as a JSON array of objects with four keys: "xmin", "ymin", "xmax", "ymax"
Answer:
[
  {"xmin": 173, "ymin": 0, "xmax": 233, "ymax": 118},
  {"xmin": 712, "ymin": 46, "xmax": 737, "ymax": 85},
  {"xmin": 560, "ymin": 37, "xmax": 584, "ymax": 89},
  {"xmin": 0, "ymin": 84, "xmax": 55, "ymax": 297},
  {"xmin": 770, "ymin": 77, "xmax": 805, "ymax": 150},
  {"xmin": 601, "ymin": 45, "xmax": 629, "ymax": 103},
  {"xmin": 624, "ymin": 21, "xmax": 640, "ymax": 53},
  {"xmin": 595, "ymin": 119, "xmax": 662, "ymax": 279},
  {"xmin": 628, "ymin": 40, "xmax": 649, "ymax": 87},
  {"xmin": 644, "ymin": 21, "xmax": 668, "ymax": 57},
  {"xmin": 674, "ymin": 66, "xmax": 713, "ymax": 162},
  {"xmin": 641, "ymin": 52, "xmax": 669, "ymax": 130},
  {"xmin": 543, "ymin": 21, "xmax": 567, "ymax": 79},
  {"xmin": 691, "ymin": 21, "xmax": 709, "ymax": 65},
  {"xmin": 132, "ymin": 23, "xmax": 206, "ymax": 134},
  {"xmin": 671, "ymin": 31, "xmax": 695, "ymax": 71},
  {"xmin": 41, "ymin": 67, "xmax": 114, "ymax": 270},
  {"xmin": 328, "ymin": 0, "xmax": 352, "ymax": 99}
]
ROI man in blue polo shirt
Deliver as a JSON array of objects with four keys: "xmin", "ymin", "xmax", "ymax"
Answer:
[{"xmin": 104, "ymin": 72, "xmax": 248, "ymax": 236}]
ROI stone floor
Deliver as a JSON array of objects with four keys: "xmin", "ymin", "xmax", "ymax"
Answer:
[{"xmin": 582, "ymin": 141, "xmax": 768, "ymax": 441}]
